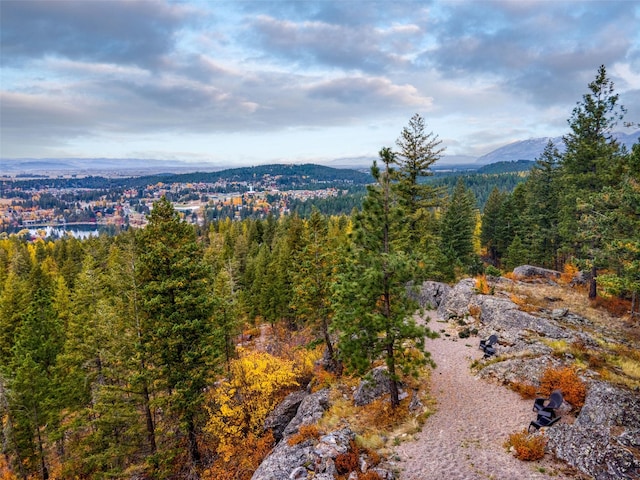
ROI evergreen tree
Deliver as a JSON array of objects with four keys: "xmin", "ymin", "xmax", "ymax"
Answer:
[
  {"xmin": 393, "ymin": 113, "xmax": 445, "ymax": 251},
  {"xmin": 558, "ymin": 65, "xmax": 627, "ymax": 297},
  {"xmin": 137, "ymin": 197, "xmax": 216, "ymax": 469},
  {"xmin": 2, "ymin": 264, "xmax": 63, "ymax": 479},
  {"xmin": 524, "ymin": 141, "xmax": 561, "ymax": 268},
  {"xmin": 440, "ymin": 178, "xmax": 478, "ymax": 272},
  {"xmin": 333, "ymin": 149, "xmax": 435, "ymax": 408},
  {"xmin": 480, "ymin": 187, "xmax": 507, "ymax": 264},
  {"xmin": 290, "ymin": 208, "xmax": 340, "ymax": 369}
]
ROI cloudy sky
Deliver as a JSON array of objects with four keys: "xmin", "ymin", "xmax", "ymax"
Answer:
[{"xmin": 1, "ymin": 0, "xmax": 639, "ymax": 166}]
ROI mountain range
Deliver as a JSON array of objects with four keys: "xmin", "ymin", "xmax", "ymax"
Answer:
[{"xmin": 2, "ymin": 131, "xmax": 638, "ymax": 176}]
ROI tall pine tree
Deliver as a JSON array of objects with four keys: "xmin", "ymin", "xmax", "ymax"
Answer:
[{"xmin": 333, "ymin": 149, "xmax": 435, "ymax": 408}]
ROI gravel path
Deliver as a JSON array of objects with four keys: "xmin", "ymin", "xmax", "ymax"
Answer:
[{"xmin": 394, "ymin": 321, "xmax": 579, "ymax": 480}]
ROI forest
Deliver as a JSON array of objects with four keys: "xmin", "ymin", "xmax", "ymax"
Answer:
[{"xmin": 0, "ymin": 66, "xmax": 638, "ymax": 480}]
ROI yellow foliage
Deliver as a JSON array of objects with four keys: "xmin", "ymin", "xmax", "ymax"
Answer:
[
  {"xmin": 560, "ymin": 262, "xmax": 579, "ymax": 285},
  {"xmin": 205, "ymin": 351, "xmax": 299, "ymax": 460},
  {"xmin": 475, "ymin": 275, "xmax": 490, "ymax": 294}
]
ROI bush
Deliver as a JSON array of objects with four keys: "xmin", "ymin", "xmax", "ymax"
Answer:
[
  {"xmin": 485, "ymin": 265, "xmax": 501, "ymax": 277},
  {"xmin": 287, "ymin": 424, "xmax": 321, "ymax": 446},
  {"xmin": 504, "ymin": 429, "xmax": 547, "ymax": 461},
  {"xmin": 509, "ymin": 381, "xmax": 537, "ymax": 399},
  {"xmin": 540, "ymin": 366, "xmax": 586, "ymax": 409},
  {"xmin": 335, "ymin": 440, "xmax": 360, "ymax": 474},
  {"xmin": 358, "ymin": 472, "xmax": 383, "ymax": 480}
]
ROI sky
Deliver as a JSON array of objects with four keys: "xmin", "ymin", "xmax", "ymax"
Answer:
[{"xmin": 1, "ymin": 0, "xmax": 640, "ymax": 166}]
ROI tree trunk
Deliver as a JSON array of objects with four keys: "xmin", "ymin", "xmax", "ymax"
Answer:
[
  {"xmin": 589, "ymin": 264, "xmax": 597, "ymax": 299},
  {"xmin": 386, "ymin": 343, "xmax": 400, "ymax": 408},
  {"xmin": 142, "ymin": 381, "xmax": 156, "ymax": 454},
  {"xmin": 186, "ymin": 415, "xmax": 200, "ymax": 466}
]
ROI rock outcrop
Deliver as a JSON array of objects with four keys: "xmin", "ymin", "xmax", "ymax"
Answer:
[
  {"xmin": 264, "ymin": 390, "xmax": 308, "ymax": 442},
  {"xmin": 253, "ymin": 387, "xmax": 395, "ymax": 480},
  {"xmin": 512, "ymin": 265, "xmax": 561, "ymax": 281},
  {"xmin": 353, "ymin": 366, "xmax": 401, "ymax": 407},
  {"xmin": 410, "ymin": 280, "xmax": 452, "ymax": 310},
  {"xmin": 546, "ymin": 381, "xmax": 640, "ymax": 480}
]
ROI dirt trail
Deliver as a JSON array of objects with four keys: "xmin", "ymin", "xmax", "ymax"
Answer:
[{"xmin": 394, "ymin": 322, "xmax": 579, "ymax": 480}]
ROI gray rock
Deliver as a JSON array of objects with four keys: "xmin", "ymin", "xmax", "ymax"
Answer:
[
  {"xmin": 477, "ymin": 355, "xmax": 562, "ymax": 386},
  {"xmin": 477, "ymin": 296, "xmax": 571, "ymax": 340},
  {"xmin": 353, "ymin": 366, "xmax": 399, "ymax": 407},
  {"xmin": 546, "ymin": 382, "xmax": 640, "ymax": 480},
  {"xmin": 283, "ymin": 389, "xmax": 330, "ymax": 437},
  {"xmin": 410, "ymin": 281, "xmax": 452, "ymax": 310},
  {"xmin": 251, "ymin": 427, "xmax": 355, "ymax": 480},
  {"xmin": 547, "ymin": 424, "xmax": 640, "ymax": 480},
  {"xmin": 251, "ymin": 440, "xmax": 315, "ymax": 480},
  {"xmin": 512, "ymin": 265, "xmax": 561, "ymax": 280},
  {"xmin": 575, "ymin": 381, "xmax": 640, "ymax": 428},
  {"xmin": 437, "ymin": 278, "xmax": 476, "ymax": 319},
  {"xmin": 264, "ymin": 390, "xmax": 308, "ymax": 442}
]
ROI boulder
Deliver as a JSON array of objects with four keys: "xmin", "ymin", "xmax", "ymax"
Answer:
[
  {"xmin": 477, "ymin": 355, "xmax": 562, "ymax": 386},
  {"xmin": 410, "ymin": 281, "xmax": 451, "ymax": 310},
  {"xmin": 477, "ymin": 296, "xmax": 572, "ymax": 340},
  {"xmin": 546, "ymin": 382, "xmax": 640, "ymax": 480},
  {"xmin": 264, "ymin": 390, "xmax": 308, "ymax": 442},
  {"xmin": 353, "ymin": 366, "xmax": 400, "ymax": 407},
  {"xmin": 512, "ymin": 265, "xmax": 561, "ymax": 281},
  {"xmin": 283, "ymin": 389, "xmax": 330, "ymax": 438},
  {"xmin": 251, "ymin": 428, "xmax": 355, "ymax": 480},
  {"xmin": 437, "ymin": 278, "xmax": 476, "ymax": 319}
]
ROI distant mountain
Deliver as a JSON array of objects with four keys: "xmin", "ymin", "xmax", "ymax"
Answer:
[{"xmin": 475, "ymin": 131, "xmax": 639, "ymax": 166}]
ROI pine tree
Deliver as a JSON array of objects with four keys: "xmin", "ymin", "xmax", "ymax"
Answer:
[
  {"xmin": 481, "ymin": 187, "xmax": 507, "ymax": 264},
  {"xmin": 290, "ymin": 208, "xmax": 340, "ymax": 369},
  {"xmin": 524, "ymin": 141, "xmax": 561, "ymax": 268},
  {"xmin": 137, "ymin": 197, "xmax": 216, "ymax": 468},
  {"xmin": 439, "ymin": 178, "xmax": 478, "ymax": 272},
  {"xmin": 559, "ymin": 65, "xmax": 628, "ymax": 297},
  {"xmin": 333, "ymin": 149, "xmax": 435, "ymax": 408},
  {"xmin": 394, "ymin": 113, "xmax": 445, "ymax": 251}
]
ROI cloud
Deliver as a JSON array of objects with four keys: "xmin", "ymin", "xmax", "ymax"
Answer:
[
  {"xmin": 0, "ymin": 0, "xmax": 193, "ymax": 68},
  {"xmin": 249, "ymin": 14, "xmax": 419, "ymax": 73}
]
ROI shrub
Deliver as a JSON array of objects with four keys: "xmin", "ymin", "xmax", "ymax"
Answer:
[
  {"xmin": 509, "ymin": 381, "xmax": 537, "ymax": 399},
  {"xmin": 475, "ymin": 275, "xmax": 490, "ymax": 294},
  {"xmin": 358, "ymin": 472, "xmax": 383, "ymax": 480},
  {"xmin": 505, "ymin": 429, "xmax": 547, "ymax": 461},
  {"xmin": 560, "ymin": 263, "xmax": 579, "ymax": 284},
  {"xmin": 287, "ymin": 424, "xmax": 321, "ymax": 446},
  {"xmin": 335, "ymin": 440, "xmax": 360, "ymax": 474},
  {"xmin": 468, "ymin": 304, "xmax": 482, "ymax": 319},
  {"xmin": 486, "ymin": 265, "xmax": 502, "ymax": 277},
  {"xmin": 539, "ymin": 366, "xmax": 586, "ymax": 408},
  {"xmin": 202, "ymin": 432, "xmax": 274, "ymax": 480}
]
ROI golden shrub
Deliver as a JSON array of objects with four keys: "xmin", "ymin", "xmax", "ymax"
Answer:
[
  {"xmin": 475, "ymin": 275, "xmax": 490, "ymax": 294},
  {"xmin": 505, "ymin": 429, "xmax": 547, "ymax": 461},
  {"xmin": 539, "ymin": 366, "xmax": 586, "ymax": 409},
  {"xmin": 202, "ymin": 432, "xmax": 274, "ymax": 480},
  {"xmin": 560, "ymin": 262, "xmax": 579, "ymax": 284}
]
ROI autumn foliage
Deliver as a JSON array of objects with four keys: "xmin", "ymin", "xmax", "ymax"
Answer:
[
  {"xmin": 505, "ymin": 429, "xmax": 547, "ymax": 461},
  {"xmin": 539, "ymin": 366, "xmax": 587, "ymax": 409}
]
